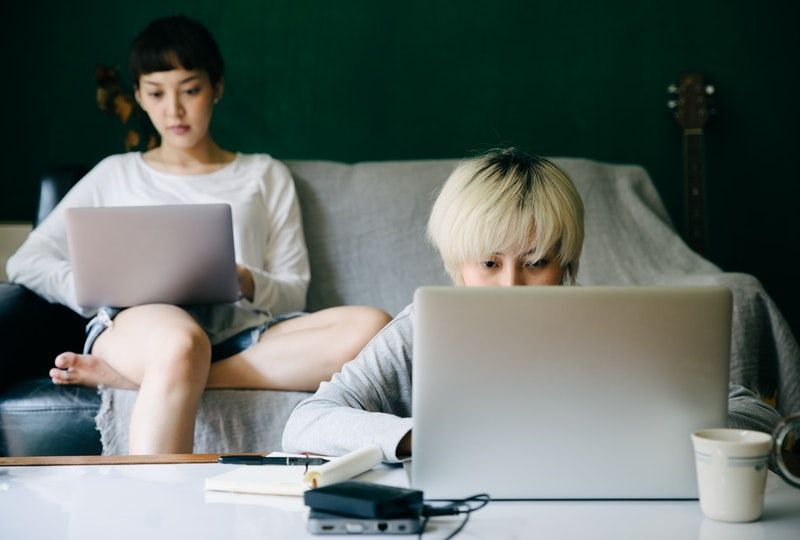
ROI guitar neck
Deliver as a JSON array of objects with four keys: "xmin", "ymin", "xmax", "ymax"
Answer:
[{"xmin": 683, "ymin": 129, "xmax": 706, "ymax": 255}]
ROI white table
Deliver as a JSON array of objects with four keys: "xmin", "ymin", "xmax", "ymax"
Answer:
[{"xmin": 2, "ymin": 458, "xmax": 799, "ymax": 539}]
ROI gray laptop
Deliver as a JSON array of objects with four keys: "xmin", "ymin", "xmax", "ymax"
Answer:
[
  {"xmin": 411, "ymin": 286, "xmax": 731, "ymax": 500},
  {"xmin": 66, "ymin": 204, "xmax": 239, "ymax": 308}
]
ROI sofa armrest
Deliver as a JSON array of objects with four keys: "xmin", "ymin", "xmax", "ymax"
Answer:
[
  {"xmin": 35, "ymin": 165, "xmax": 88, "ymax": 226},
  {"xmin": 0, "ymin": 282, "xmax": 87, "ymax": 388},
  {"xmin": 0, "ymin": 378, "xmax": 101, "ymax": 456}
]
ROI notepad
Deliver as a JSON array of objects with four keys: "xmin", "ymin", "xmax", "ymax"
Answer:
[{"xmin": 204, "ymin": 445, "xmax": 383, "ymax": 497}]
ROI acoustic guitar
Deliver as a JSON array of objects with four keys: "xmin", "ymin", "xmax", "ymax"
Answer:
[{"xmin": 668, "ymin": 73, "xmax": 716, "ymax": 255}]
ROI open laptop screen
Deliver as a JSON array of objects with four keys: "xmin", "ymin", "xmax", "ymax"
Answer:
[
  {"xmin": 411, "ymin": 286, "xmax": 731, "ymax": 499},
  {"xmin": 66, "ymin": 204, "xmax": 239, "ymax": 308}
]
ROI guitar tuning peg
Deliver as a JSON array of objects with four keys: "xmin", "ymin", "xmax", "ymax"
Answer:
[
  {"xmin": 667, "ymin": 84, "xmax": 678, "ymax": 94},
  {"xmin": 667, "ymin": 100, "xmax": 678, "ymax": 109},
  {"xmin": 705, "ymin": 84, "xmax": 715, "ymax": 96}
]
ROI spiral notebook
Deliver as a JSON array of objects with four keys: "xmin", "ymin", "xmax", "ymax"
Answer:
[{"xmin": 204, "ymin": 445, "xmax": 383, "ymax": 497}]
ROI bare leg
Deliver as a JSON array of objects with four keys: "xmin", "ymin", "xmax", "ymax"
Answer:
[
  {"xmin": 90, "ymin": 304, "xmax": 212, "ymax": 454},
  {"xmin": 47, "ymin": 305, "xmax": 390, "ymax": 453},
  {"xmin": 207, "ymin": 306, "xmax": 391, "ymax": 391},
  {"xmin": 50, "ymin": 306, "xmax": 391, "ymax": 391}
]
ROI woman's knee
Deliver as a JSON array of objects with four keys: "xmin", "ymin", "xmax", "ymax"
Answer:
[
  {"xmin": 353, "ymin": 306, "xmax": 392, "ymax": 337},
  {"xmin": 147, "ymin": 325, "xmax": 212, "ymax": 381},
  {"xmin": 333, "ymin": 306, "xmax": 392, "ymax": 359},
  {"xmin": 94, "ymin": 304, "xmax": 208, "ymax": 372}
]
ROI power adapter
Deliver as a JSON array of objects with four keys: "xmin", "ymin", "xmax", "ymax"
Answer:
[{"xmin": 304, "ymin": 480, "xmax": 424, "ymax": 519}]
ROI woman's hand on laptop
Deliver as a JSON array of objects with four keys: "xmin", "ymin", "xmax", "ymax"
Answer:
[
  {"xmin": 236, "ymin": 264, "xmax": 255, "ymax": 302},
  {"xmin": 397, "ymin": 430, "xmax": 412, "ymax": 459}
]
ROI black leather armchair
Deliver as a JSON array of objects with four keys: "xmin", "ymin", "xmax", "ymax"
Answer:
[{"xmin": 0, "ymin": 166, "xmax": 104, "ymax": 456}]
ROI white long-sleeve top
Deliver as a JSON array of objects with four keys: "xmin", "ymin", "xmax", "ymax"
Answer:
[{"xmin": 6, "ymin": 152, "xmax": 309, "ymax": 344}]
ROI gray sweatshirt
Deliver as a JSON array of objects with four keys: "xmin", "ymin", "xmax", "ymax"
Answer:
[{"xmin": 282, "ymin": 304, "xmax": 781, "ymax": 462}]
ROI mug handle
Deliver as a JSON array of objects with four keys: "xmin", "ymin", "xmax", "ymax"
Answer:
[{"xmin": 772, "ymin": 413, "xmax": 800, "ymax": 489}]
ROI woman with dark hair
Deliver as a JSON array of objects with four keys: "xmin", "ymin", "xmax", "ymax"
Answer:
[{"xmin": 7, "ymin": 15, "xmax": 391, "ymax": 454}]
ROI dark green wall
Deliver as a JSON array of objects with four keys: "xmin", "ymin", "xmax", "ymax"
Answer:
[{"xmin": 3, "ymin": 0, "xmax": 798, "ymax": 336}]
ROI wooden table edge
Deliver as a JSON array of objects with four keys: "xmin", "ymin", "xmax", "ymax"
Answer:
[{"xmin": 0, "ymin": 452, "xmax": 268, "ymax": 466}]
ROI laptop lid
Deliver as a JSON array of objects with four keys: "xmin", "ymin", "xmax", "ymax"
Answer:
[
  {"xmin": 411, "ymin": 286, "xmax": 731, "ymax": 500},
  {"xmin": 66, "ymin": 204, "xmax": 240, "ymax": 308}
]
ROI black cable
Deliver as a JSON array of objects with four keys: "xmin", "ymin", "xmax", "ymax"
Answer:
[
  {"xmin": 442, "ymin": 511, "xmax": 471, "ymax": 540},
  {"xmin": 417, "ymin": 494, "xmax": 491, "ymax": 539},
  {"xmin": 418, "ymin": 515, "xmax": 431, "ymax": 540}
]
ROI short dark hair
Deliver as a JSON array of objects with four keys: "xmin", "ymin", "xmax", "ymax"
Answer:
[{"xmin": 129, "ymin": 15, "xmax": 224, "ymax": 88}]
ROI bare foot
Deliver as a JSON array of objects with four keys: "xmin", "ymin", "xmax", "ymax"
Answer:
[{"xmin": 50, "ymin": 352, "xmax": 139, "ymax": 389}]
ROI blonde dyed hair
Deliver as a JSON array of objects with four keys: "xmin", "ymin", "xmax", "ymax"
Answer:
[{"xmin": 427, "ymin": 148, "xmax": 584, "ymax": 284}]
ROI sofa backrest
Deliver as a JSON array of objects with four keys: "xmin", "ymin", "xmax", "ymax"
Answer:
[
  {"xmin": 287, "ymin": 160, "xmax": 455, "ymax": 315},
  {"xmin": 287, "ymin": 157, "xmax": 719, "ymax": 315},
  {"xmin": 34, "ymin": 157, "xmax": 719, "ymax": 316}
]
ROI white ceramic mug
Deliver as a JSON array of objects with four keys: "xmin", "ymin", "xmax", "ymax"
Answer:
[{"xmin": 691, "ymin": 429, "xmax": 772, "ymax": 522}]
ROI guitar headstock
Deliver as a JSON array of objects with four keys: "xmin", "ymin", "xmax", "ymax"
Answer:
[{"xmin": 667, "ymin": 73, "xmax": 716, "ymax": 130}]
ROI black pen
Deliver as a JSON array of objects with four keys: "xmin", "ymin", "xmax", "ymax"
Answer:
[{"xmin": 218, "ymin": 454, "xmax": 329, "ymax": 466}]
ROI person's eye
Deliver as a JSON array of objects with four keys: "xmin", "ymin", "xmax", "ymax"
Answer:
[
  {"xmin": 184, "ymin": 87, "xmax": 201, "ymax": 95},
  {"xmin": 525, "ymin": 258, "xmax": 549, "ymax": 269},
  {"xmin": 147, "ymin": 91, "xmax": 163, "ymax": 99},
  {"xmin": 481, "ymin": 260, "xmax": 499, "ymax": 269}
]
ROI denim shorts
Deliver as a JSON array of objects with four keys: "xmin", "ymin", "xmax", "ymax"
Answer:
[{"xmin": 83, "ymin": 307, "xmax": 305, "ymax": 362}]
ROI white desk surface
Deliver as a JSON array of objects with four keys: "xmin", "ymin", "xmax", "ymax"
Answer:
[{"xmin": 1, "ymin": 462, "xmax": 799, "ymax": 539}]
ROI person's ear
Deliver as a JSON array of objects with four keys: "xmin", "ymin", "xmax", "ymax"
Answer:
[
  {"xmin": 134, "ymin": 87, "xmax": 144, "ymax": 109},
  {"xmin": 213, "ymin": 78, "xmax": 224, "ymax": 104}
]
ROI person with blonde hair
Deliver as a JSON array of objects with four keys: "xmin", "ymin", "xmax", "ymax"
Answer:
[
  {"xmin": 428, "ymin": 150, "xmax": 583, "ymax": 286},
  {"xmin": 282, "ymin": 147, "xmax": 780, "ymax": 462}
]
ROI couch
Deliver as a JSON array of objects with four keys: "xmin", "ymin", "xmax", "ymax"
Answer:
[{"xmin": 2, "ymin": 157, "xmax": 798, "ymax": 456}]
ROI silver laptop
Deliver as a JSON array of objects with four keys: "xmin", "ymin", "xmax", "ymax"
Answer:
[
  {"xmin": 411, "ymin": 286, "xmax": 731, "ymax": 499},
  {"xmin": 66, "ymin": 204, "xmax": 240, "ymax": 308}
]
